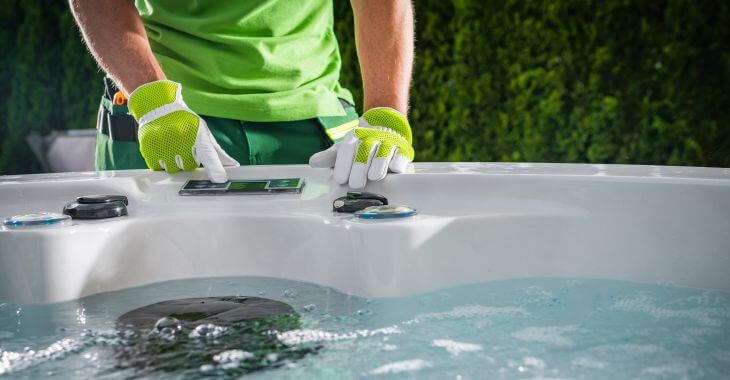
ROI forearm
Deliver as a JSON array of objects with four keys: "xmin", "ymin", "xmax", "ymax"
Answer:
[
  {"xmin": 351, "ymin": 0, "xmax": 414, "ymax": 115},
  {"xmin": 69, "ymin": 0, "xmax": 164, "ymax": 95}
]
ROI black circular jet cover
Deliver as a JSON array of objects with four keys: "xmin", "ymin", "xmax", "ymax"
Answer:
[{"xmin": 114, "ymin": 296, "xmax": 314, "ymax": 376}]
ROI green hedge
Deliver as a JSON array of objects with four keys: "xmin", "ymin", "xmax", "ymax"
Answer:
[
  {"xmin": 0, "ymin": 1, "xmax": 100, "ymax": 174},
  {"xmin": 1, "ymin": 0, "xmax": 728, "ymax": 175}
]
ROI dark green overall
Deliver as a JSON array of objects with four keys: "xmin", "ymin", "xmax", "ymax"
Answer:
[{"xmin": 95, "ymin": 79, "xmax": 359, "ymax": 170}]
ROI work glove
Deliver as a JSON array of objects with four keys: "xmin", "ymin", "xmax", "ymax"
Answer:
[
  {"xmin": 128, "ymin": 80, "xmax": 238, "ymax": 183},
  {"xmin": 309, "ymin": 107, "xmax": 414, "ymax": 188}
]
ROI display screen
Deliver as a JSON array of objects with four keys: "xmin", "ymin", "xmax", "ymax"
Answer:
[
  {"xmin": 181, "ymin": 180, "xmax": 229, "ymax": 191},
  {"xmin": 179, "ymin": 178, "xmax": 304, "ymax": 195},
  {"xmin": 267, "ymin": 178, "xmax": 302, "ymax": 189},
  {"xmin": 228, "ymin": 181, "xmax": 267, "ymax": 191}
]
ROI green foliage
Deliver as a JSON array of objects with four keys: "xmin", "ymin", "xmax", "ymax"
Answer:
[
  {"xmin": 0, "ymin": 1, "xmax": 100, "ymax": 175},
  {"xmin": 1, "ymin": 0, "xmax": 729, "ymax": 174},
  {"xmin": 337, "ymin": 0, "xmax": 730, "ymax": 166}
]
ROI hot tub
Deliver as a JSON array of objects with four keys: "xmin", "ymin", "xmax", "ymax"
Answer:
[{"xmin": 1, "ymin": 163, "xmax": 729, "ymax": 378}]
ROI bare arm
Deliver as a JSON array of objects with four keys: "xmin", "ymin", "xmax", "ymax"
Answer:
[
  {"xmin": 69, "ymin": 0, "xmax": 165, "ymax": 95},
  {"xmin": 350, "ymin": 0, "xmax": 414, "ymax": 115}
]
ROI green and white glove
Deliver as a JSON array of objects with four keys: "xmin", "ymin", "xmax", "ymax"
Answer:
[
  {"xmin": 128, "ymin": 80, "xmax": 238, "ymax": 183},
  {"xmin": 309, "ymin": 107, "xmax": 414, "ymax": 188}
]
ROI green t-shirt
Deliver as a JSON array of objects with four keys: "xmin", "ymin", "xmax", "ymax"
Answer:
[{"xmin": 134, "ymin": 0, "xmax": 354, "ymax": 122}]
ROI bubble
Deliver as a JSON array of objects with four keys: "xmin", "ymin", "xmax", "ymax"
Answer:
[
  {"xmin": 356, "ymin": 309, "xmax": 373, "ymax": 316},
  {"xmin": 303, "ymin": 304, "xmax": 316, "ymax": 312},
  {"xmin": 76, "ymin": 308, "xmax": 87, "ymax": 325},
  {"xmin": 189, "ymin": 324, "xmax": 227, "ymax": 340},
  {"xmin": 120, "ymin": 329, "xmax": 136, "ymax": 340},
  {"xmin": 159, "ymin": 327, "xmax": 176, "ymax": 336},
  {"xmin": 153, "ymin": 317, "xmax": 181, "ymax": 331},
  {"xmin": 212, "ymin": 349, "xmax": 254, "ymax": 370},
  {"xmin": 382, "ymin": 344, "xmax": 398, "ymax": 351},
  {"xmin": 282, "ymin": 289, "xmax": 298, "ymax": 299},
  {"xmin": 213, "ymin": 349, "xmax": 254, "ymax": 364},
  {"xmin": 148, "ymin": 317, "xmax": 183, "ymax": 341}
]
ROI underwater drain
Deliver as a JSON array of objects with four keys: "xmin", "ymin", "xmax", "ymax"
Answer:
[{"xmin": 115, "ymin": 296, "xmax": 314, "ymax": 376}]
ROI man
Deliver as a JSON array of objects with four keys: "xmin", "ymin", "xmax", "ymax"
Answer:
[{"xmin": 70, "ymin": 0, "xmax": 415, "ymax": 188}]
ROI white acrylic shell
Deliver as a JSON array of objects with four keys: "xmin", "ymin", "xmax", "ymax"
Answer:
[{"xmin": 1, "ymin": 163, "xmax": 729, "ymax": 304}]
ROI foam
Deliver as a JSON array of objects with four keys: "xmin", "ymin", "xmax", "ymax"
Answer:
[
  {"xmin": 405, "ymin": 304, "xmax": 528, "ymax": 325},
  {"xmin": 431, "ymin": 339, "xmax": 483, "ymax": 356},
  {"xmin": 276, "ymin": 325, "xmax": 402, "ymax": 345},
  {"xmin": 212, "ymin": 349, "xmax": 254, "ymax": 370},
  {"xmin": 510, "ymin": 325, "xmax": 581, "ymax": 347},
  {"xmin": 370, "ymin": 359, "xmax": 432, "ymax": 375},
  {"xmin": 0, "ymin": 338, "xmax": 82, "ymax": 375},
  {"xmin": 611, "ymin": 294, "xmax": 730, "ymax": 326}
]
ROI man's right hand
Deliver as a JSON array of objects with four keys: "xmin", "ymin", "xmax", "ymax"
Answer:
[
  {"xmin": 309, "ymin": 107, "xmax": 414, "ymax": 188},
  {"xmin": 128, "ymin": 80, "xmax": 238, "ymax": 183}
]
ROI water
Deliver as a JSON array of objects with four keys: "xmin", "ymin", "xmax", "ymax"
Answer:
[{"xmin": 1, "ymin": 277, "xmax": 729, "ymax": 379}]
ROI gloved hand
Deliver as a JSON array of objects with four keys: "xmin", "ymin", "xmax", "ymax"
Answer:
[
  {"xmin": 309, "ymin": 107, "xmax": 414, "ymax": 188},
  {"xmin": 128, "ymin": 80, "xmax": 238, "ymax": 183}
]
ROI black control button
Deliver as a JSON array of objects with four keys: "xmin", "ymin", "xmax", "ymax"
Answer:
[
  {"xmin": 77, "ymin": 194, "xmax": 129, "ymax": 206},
  {"xmin": 333, "ymin": 192, "xmax": 388, "ymax": 213},
  {"xmin": 63, "ymin": 200, "xmax": 128, "ymax": 219}
]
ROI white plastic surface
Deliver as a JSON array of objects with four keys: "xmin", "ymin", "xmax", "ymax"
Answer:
[{"xmin": 1, "ymin": 163, "xmax": 729, "ymax": 304}]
